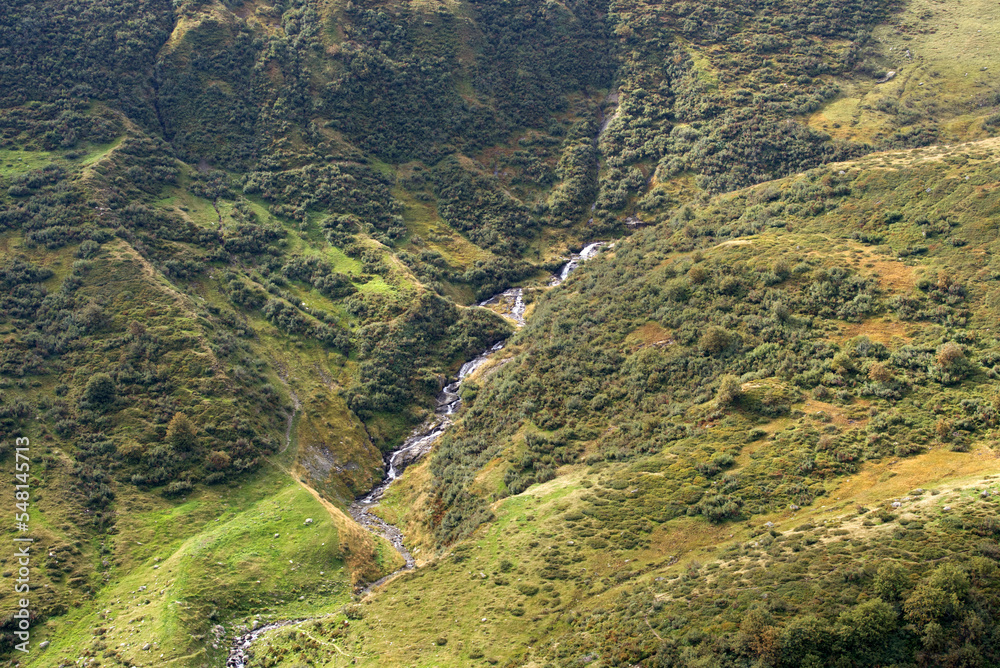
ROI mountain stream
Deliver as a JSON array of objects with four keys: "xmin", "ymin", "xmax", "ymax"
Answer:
[{"xmin": 227, "ymin": 242, "xmax": 607, "ymax": 667}]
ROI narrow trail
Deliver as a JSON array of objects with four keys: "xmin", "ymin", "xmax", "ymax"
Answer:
[
  {"xmin": 281, "ymin": 389, "xmax": 300, "ymax": 454},
  {"xmin": 226, "ymin": 242, "xmax": 610, "ymax": 667},
  {"xmin": 272, "ymin": 366, "xmax": 301, "ymax": 454}
]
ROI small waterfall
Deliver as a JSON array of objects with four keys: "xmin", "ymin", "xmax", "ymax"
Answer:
[
  {"xmin": 550, "ymin": 241, "xmax": 608, "ymax": 286},
  {"xmin": 228, "ymin": 239, "xmax": 610, "ymax": 663}
]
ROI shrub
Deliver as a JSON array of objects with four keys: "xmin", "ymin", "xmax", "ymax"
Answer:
[
  {"xmin": 873, "ymin": 562, "xmax": 908, "ymax": 601},
  {"xmin": 837, "ymin": 599, "xmax": 898, "ymax": 654},
  {"xmin": 342, "ymin": 604, "xmax": 364, "ymax": 620},
  {"xmin": 163, "ymin": 480, "xmax": 193, "ymax": 497},
  {"xmin": 82, "ymin": 373, "xmax": 116, "ymax": 407},
  {"xmin": 831, "ymin": 352, "xmax": 855, "ymax": 374},
  {"xmin": 700, "ymin": 326, "xmax": 731, "ymax": 355},
  {"xmin": 778, "ymin": 615, "xmax": 831, "ymax": 664},
  {"xmin": 207, "ymin": 450, "xmax": 231, "ymax": 471},
  {"xmin": 166, "ymin": 413, "xmax": 197, "ymax": 451},
  {"xmin": 903, "ymin": 564, "xmax": 969, "ymax": 625},
  {"xmin": 76, "ymin": 239, "xmax": 100, "ymax": 258},
  {"xmin": 716, "ymin": 375, "xmax": 742, "ymax": 406},
  {"xmin": 934, "ymin": 419, "xmax": 953, "ymax": 442},
  {"xmin": 736, "ymin": 609, "xmax": 778, "ymax": 662},
  {"xmin": 516, "ymin": 583, "xmax": 539, "ymax": 596},
  {"xmin": 867, "ymin": 362, "xmax": 892, "ymax": 383},
  {"xmin": 936, "ymin": 342, "xmax": 965, "ymax": 369}
]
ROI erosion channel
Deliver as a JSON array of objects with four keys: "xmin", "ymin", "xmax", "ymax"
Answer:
[{"xmin": 227, "ymin": 242, "xmax": 607, "ymax": 667}]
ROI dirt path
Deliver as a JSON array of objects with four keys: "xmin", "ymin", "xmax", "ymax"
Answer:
[{"xmin": 280, "ymin": 387, "xmax": 300, "ymax": 454}]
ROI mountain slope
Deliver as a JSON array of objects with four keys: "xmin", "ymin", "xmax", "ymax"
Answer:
[
  {"xmin": 2, "ymin": 0, "xmax": 1000, "ymax": 665},
  {"xmin": 258, "ymin": 137, "xmax": 1000, "ymax": 667}
]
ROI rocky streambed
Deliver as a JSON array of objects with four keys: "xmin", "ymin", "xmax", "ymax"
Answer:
[
  {"xmin": 227, "ymin": 242, "xmax": 608, "ymax": 666},
  {"xmin": 348, "ymin": 339, "xmax": 506, "ymax": 587}
]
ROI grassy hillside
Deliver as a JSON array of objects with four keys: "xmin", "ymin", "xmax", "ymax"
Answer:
[
  {"xmin": 0, "ymin": 120, "xmax": 507, "ymax": 659},
  {"xmin": 2, "ymin": 0, "xmax": 1000, "ymax": 665},
  {"xmin": 24, "ymin": 465, "xmax": 402, "ymax": 667},
  {"xmin": 810, "ymin": 0, "xmax": 1000, "ymax": 144},
  {"xmin": 250, "ymin": 138, "xmax": 1000, "ymax": 667}
]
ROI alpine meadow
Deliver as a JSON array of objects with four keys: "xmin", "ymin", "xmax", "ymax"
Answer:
[{"xmin": 2, "ymin": 0, "xmax": 1000, "ymax": 666}]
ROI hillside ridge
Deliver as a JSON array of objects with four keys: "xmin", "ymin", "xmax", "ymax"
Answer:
[{"xmin": 2, "ymin": 0, "xmax": 1000, "ymax": 665}]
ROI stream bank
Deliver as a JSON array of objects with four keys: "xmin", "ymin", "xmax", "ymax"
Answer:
[{"xmin": 226, "ymin": 242, "xmax": 608, "ymax": 667}]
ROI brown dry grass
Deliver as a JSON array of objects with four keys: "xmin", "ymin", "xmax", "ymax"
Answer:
[
  {"xmin": 646, "ymin": 517, "xmax": 736, "ymax": 562},
  {"xmin": 827, "ymin": 240, "xmax": 917, "ymax": 292},
  {"xmin": 625, "ymin": 322, "xmax": 674, "ymax": 349},
  {"xmin": 371, "ymin": 458, "xmax": 438, "ymax": 565},
  {"xmin": 743, "ymin": 443, "xmax": 1000, "ymax": 535},
  {"xmin": 802, "ymin": 398, "xmax": 870, "ymax": 428},
  {"xmin": 829, "ymin": 318, "xmax": 915, "ymax": 346},
  {"xmin": 828, "ymin": 444, "xmax": 1000, "ymax": 508},
  {"xmin": 867, "ymin": 256, "xmax": 918, "ymax": 292},
  {"xmin": 471, "ymin": 457, "xmax": 505, "ymax": 497}
]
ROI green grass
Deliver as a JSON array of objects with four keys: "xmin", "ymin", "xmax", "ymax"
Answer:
[
  {"xmin": 0, "ymin": 216, "xmax": 405, "ymax": 665},
  {"xmin": 809, "ymin": 0, "xmax": 1000, "ymax": 143},
  {"xmin": 239, "ymin": 136, "xmax": 1000, "ymax": 666},
  {"xmin": 78, "ymin": 137, "xmax": 123, "ymax": 166},
  {"xmin": 0, "ymin": 149, "xmax": 58, "ymax": 177},
  {"xmin": 394, "ymin": 187, "xmax": 487, "ymax": 271},
  {"xmin": 152, "ymin": 186, "xmax": 224, "ymax": 229},
  {"xmin": 247, "ymin": 454, "xmax": 1000, "ymax": 668},
  {"xmin": 8, "ymin": 4, "xmax": 1000, "ymax": 664},
  {"xmin": 680, "ymin": 40, "xmax": 720, "ymax": 91},
  {"xmin": 0, "ymin": 138, "xmax": 124, "ymax": 179},
  {"xmin": 354, "ymin": 275, "xmax": 395, "ymax": 295},
  {"xmin": 28, "ymin": 467, "xmax": 364, "ymax": 667},
  {"xmin": 324, "ymin": 245, "xmax": 363, "ymax": 276}
]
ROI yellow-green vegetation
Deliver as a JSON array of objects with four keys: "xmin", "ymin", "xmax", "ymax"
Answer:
[
  {"xmin": 260, "ymin": 138, "xmax": 1000, "ymax": 667},
  {"xmin": 395, "ymin": 186, "xmax": 487, "ymax": 273},
  {"xmin": 5, "ymin": 0, "xmax": 1000, "ymax": 666},
  {"xmin": 0, "ymin": 89, "xmax": 507, "ymax": 661},
  {"xmin": 811, "ymin": 0, "xmax": 1000, "ymax": 143},
  {"xmin": 25, "ymin": 466, "xmax": 397, "ymax": 667},
  {"xmin": 242, "ymin": 463, "xmax": 1000, "ymax": 667},
  {"xmin": 0, "ymin": 150, "xmax": 61, "ymax": 178}
]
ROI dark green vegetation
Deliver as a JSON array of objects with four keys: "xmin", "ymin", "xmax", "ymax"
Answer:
[
  {"xmin": 1, "ymin": 0, "xmax": 1000, "ymax": 665},
  {"xmin": 429, "ymin": 147, "xmax": 1000, "ymax": 542},
  {"xmin": 304, "ymin": 142, "xmax": 1000, "ymax": 667}
]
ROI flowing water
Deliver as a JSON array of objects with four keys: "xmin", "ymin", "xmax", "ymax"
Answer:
[
  {"xmin": 227, "ymin": 242, "xmax": 607, "ymax": 666},
  {"xmin": 549, "ymin": 241, "xmax": 608, "ymax": 286},
  {"xmin": 227, "ymin": 621, "xmax": 304, "ymax": 668},
  {"xmin": 477, "ymin": 288, "xmax": 526, "ymax": 326},
  {"xmin": 346, "ymin": 339, "xmax": 506, "ymax": 586}
]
